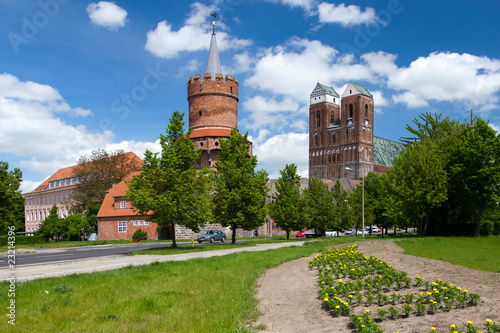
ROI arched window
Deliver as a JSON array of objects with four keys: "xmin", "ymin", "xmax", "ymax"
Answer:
[
  {"xmin": 349, "ymin": 104, "xmax": 353, "ymax": 119},
  {"xmin": 316, "ymin": 111, "xmax": 321, "ymax": 127},
  {"xmin": 332, "ymin": 133, "xmax": 335, "ymax": 144},
  {"xmin": 365, "ymin": 104, "xmax": 368, "ymax": 118}
]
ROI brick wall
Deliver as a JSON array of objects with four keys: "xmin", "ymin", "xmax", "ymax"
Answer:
[{"xmin": 98, "ymin": 215, "xmax": 158, "ymax": 240}]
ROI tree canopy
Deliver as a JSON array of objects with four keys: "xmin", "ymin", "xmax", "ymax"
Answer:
[
  {"xmin": 72, "ymin": 149, "xmax": 141, "ymax": 213},
  {"xmin": 213, "ymin": 128, "xmax": 269, "ymax": 244},
  {"xmin": 386, "ymin": 112, "xmax": 500, "ymax": 236},
  {"xmin": 269, "ymin": 164, "xmax": 306, "ymax": 239},
  {"xmin": 126, "ymin": 111, "xmax": 212, "ymax": 248},
  {"xmin": 0, "ymin": 161, "xmax": 24, "ymax": 233}
]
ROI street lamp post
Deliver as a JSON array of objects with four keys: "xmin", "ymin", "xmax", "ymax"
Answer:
[{"xmin": 345, "ymin": 166, "xmax": 365, "ymax": 238}]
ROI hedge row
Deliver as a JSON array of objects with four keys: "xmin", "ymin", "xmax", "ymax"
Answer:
[{"xmin": 0, "ymin": 235, "xmax": 44, "ymax": 246}]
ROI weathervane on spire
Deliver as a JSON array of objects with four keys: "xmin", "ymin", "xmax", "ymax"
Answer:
[{"xmin": 211, "ymin": 12, "xmax": 217, "ymax": 34}]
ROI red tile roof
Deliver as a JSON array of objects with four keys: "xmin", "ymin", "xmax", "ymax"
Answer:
[
  {"xmin": 24, "ymin": 152, "xmax": 142, "ymax": 195},
  {"xmin": 189, "ymin": 128, "xmax": 232, "ymax": 139},
  {"xmin": 97, "ymin": 172, "xmax": 147, "ymax": 218}
]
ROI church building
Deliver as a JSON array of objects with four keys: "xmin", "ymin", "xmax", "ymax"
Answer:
[{"xmin": 309, "ymin": 82, "xmax": 403, "ymax": 180}]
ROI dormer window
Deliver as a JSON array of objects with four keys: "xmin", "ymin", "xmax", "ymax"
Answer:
[{"xmin": 120, "ymin": 200, "xmax": 126, "ymax": 209}]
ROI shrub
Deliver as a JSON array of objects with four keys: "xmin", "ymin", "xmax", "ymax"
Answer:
[{"xmin": 132, "ymin": 229, "xmax": 148, "ymax": 241}]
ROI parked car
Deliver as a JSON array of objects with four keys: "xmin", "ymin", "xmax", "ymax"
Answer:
[
  {"xmin": 371, "ymin": 226, "xmax": 379, "ymax": 233},
  {"xmin": 304, "ymin": 229, "xmax": 322, "ymax": 238},
  {"xmin": 296, "ymin": 231, "xmax": 305, "ymax": 238},
  {"xmin": 378, "ymin": 227, "xmax": 383, "ymax": 232},
  {"xmin": 344, "ymin": 228, "xmax": 356, "ymax": 236},
  {"xmin": 197, "ymin": 230, "xmax": 226, "ymax": 243},
  {"xmin": 325, "ymin": 230, "xmax": 337, "ymax": 237},
  {"xmin": 356, "ymin": 229, "xmax": 367, "ymax": 236}
]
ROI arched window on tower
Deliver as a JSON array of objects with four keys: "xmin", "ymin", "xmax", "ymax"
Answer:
[
  {"xmin": 330, "ymin": 111, "xmax": 334, "ymax": 123},
  {"xmin": 349, "ymin": 104, "xmax": 353, "ymax": 119},
  {"xmin": 316, "ymin": 111, "xmax": 321, "ymax": 127},
  {"xmin": 332, "ymin": 133, "xmax": 335, "ymax": 144},
  {"xmin": 364, "ymin": 104, "xmax": 369, "ymax": 127}
]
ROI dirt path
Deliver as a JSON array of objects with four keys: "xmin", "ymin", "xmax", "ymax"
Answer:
[{"xmin": 256, "ymin": 240, "xmax": 500, "ymax": 333}]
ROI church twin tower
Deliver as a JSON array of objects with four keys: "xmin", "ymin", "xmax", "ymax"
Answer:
[
  {"xmin": 309, "ymin": 82, "xmax": 375, "ymax": 180},
  {"xmin": 187, "ymin": 19, "xmax": 374, "ymax": 179}
]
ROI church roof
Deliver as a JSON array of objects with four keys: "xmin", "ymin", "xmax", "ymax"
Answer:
[
  {"xmin": 373, "ymin": 136, "xmax": 405, "ymax": 167},
  {"xmin": 310, "ymin": 82, "xmax": 339, "ymax": 98},
  {"xmin": 351, "ymin": 82, "xmax": 373, "ymax": 97},
  {"xmin": 205, "ymin": 33, "xmax": 222, "ymax": 79}
]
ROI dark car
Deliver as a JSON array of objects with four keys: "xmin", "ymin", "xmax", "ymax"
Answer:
[{"xmin": 197, "ymin": 230, "xmax": 226, "ymax": 243}]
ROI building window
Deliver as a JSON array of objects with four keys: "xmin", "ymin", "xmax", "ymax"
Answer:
[
  {"xmin": 365, "ymin": 104, "xmax": 368, "ymax": 118},
  {"xmin": 118, "ymin": 221, "xmax": 126, "ymax": 233},
  {"xmin": 330, "ymin": 111, "xmax": 334, "ymax": 123},
  {"xmin": 133, "ymin": 220, "xmax": 138, "ymax": 226},
  {"xmin": 199, "ymin": 110, "xmax": 202, "ymax": 117},
  {"xmin": 138, "ymin": 220, "xmax": 144, "ymax": 226},
  {"xmin": 56, "ymin": 194, "xmax": 59, "ymax": 203},
  {"xmin": 349, "ymin": 104, "xmax": 353, "ymax": 119},
  {"xmin": 120, "ymin": 201, "xmax": 126, "ymax": 209},
  {"xmin": 316, "ymin": 111, "xmax": 320, "ymax": 127},
  {"xmin": 144, "ymin": 221, "xmax": 149, "ymax": 226}
]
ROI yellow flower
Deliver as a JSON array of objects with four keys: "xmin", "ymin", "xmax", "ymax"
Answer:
[
  {"xmin": 338, "ymin": 279, "xmax": 342, "ymax": 283},
  {"xmin": 467, "ymin": 321, "xmax": 472, "ymax": 324},
  {"xmin": 451, "ymin": 324, "xmax": 456, "ymax": 328},
  {"xmin": 365, "ymin": 309, "xmax": 370, "ymax": 313},
  {"xmin": 324, "ymin": 297, "xmax": 328, "ymax": 302},
  {"xmin": 486, "ymin": 319, "xmax": 492, "ymax": 323},
  {"xmin": 431, "ymin": 328, "xmax": 436, "ymax": 331}
]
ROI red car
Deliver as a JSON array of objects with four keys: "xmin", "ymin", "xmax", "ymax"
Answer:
[{"xmin": 296, "ymin": 231, "xmax": 305, "ymax": 238}]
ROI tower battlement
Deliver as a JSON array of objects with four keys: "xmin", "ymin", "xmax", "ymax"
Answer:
[{"xmin": 187, "ymin": 73, "xmax": 239, "ymax": 102}]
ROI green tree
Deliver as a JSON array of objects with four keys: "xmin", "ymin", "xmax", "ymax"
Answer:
[
  {"xmin": 0, "ymin": 161, "xmax": 24, "ymax": 234},
  {"xmin": 388, "ymin": 138, "xmax": 448, "ymax": 236},
  {"xmin": 37, "ymin": 205, "xmax": 62, "ymax": 241},
  {"xmin": 72, "ymin": 148, "xmax": 141, "ymax": 213},
  {"xmin": 447, "ymin": 118, "xmax": 500, "ymax": 237},
  {"xmin": 65, "ymin": 214, "xmax": 91, "ymax": 241},
  {"xmin": 127, "ymin": 111, "xmax": 212, "ymax": 248},
  {"xmin": 213, "ymin": 128, "xmax": 269, "ymax": 244},
  {"xmin": 332, "ymin": 180, "xmax": 354, "ymax": 232},
  {"xmin": 303, "ymin": 178, "xmax": 335, "ymax": 232},
  {"xmin": 269, "ymin": 164, "xmax": 306, "ymax": 239}
]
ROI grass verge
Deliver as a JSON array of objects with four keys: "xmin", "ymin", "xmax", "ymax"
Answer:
[
  {"xmin": 0, "ymin": 239, "xmax": 350, "ymax": 332},
  {"xmin": 393, "ymin": 236, "xmax": 500, "ymax": 273}
]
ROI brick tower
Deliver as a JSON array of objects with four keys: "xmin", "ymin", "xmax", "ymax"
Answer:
[
  {"xmin": 309, "ymin": 82, "xmax": 374, "ymax": 179},
  {"xmin": 187, "ymin": 20, "xmax": 247, "ymax": 168}
]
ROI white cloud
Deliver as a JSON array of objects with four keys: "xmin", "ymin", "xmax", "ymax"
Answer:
[
  {"xmin": 317, "ymin": 2, "xmax": 379, "ymax": 26},
  {"xmin": 252, "ymin": 132, "xmax": 309, "ymax": 179},
  {"xmin": 263, "ymin": 0, "xmax": 317, "ymax": 11},
  {"xmin": 87, "ymin": 1, "xmax": 128, "ymax": 31},
  {"xmin": 389, "ymin": 52, "xmax": 500, "ymax": 109},
  {"xmin": 392, "ymin": 91, "xmax": 429, "ymax": 108},
  {"xmin": 242, "ymin": 95, "xmax": 300, "ymax": 130},
  {"xmin": 489, "ymin": 123, "xmax": 500, "ymax": 133},
  {"xmin": 145, "ymin": 2, "xmax": 251, "ymax": 59},
  {"xmin": 0, "ymin": 74, "xmax": 113, "ymax": 190}
]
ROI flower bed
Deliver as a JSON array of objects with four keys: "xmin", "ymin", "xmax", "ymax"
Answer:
[{"xmin": 310, "ymin": 244, "xmax": 498, "ymax": 333}]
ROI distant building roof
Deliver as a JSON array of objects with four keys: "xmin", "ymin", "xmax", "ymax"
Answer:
[
  {"xmin": 205, "ymin": 33, "xmax": 222, "ymax": 80},
  {"xmin": 23, "ymin": 151, "xmax": 142, "ymax": 195},
  {"xmin": 310, "ymin": 82, "xmax": 340, "ymax": 98},
  {"xmin": 351, "ymin": 82, "xmax": 373, "ymax": 97},
  {"xmin": 97, "ymin": 172, "xmax": 147, "ymax": 218},
  {"xmin": 374, "ymin": 136, "xmax": 405, "ymax": 167}
]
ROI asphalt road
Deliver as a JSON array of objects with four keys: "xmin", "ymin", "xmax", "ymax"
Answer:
[{"xmin": 0, "ymin": 242, "xmax": 186, "ymax": 268}]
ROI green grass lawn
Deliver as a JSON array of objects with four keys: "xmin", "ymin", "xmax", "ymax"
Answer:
[
  {"xmin": 131, "ymin": 242, "xmax": 256, "ymax": 255},
  {"xmin": 393, "ymin": 236, "xmax": 500, "ymax": 273},
  {"xmin": 2, "ymin": 235, "xmax": 498, "ymax": 332},
  {"xmin": 0, "ymin": 240, "xmax": 344, "ymax": 332}
]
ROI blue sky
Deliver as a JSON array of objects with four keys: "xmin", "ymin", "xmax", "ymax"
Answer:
[{"xmin": 1, "ymin": 0, "xmax": 500, "ymax": 193}]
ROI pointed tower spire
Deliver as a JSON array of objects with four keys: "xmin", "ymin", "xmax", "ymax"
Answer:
[{"xmin": 205, "ymin": 13, "xmax": 222, "ymax": 80}]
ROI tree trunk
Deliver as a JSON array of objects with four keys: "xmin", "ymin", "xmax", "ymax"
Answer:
[
  {"xmin": 474, "ymin": 207, "xmax": 482, "ymax": 238},
  {"xmin": 286, "ymin": 230, "xmax": 290, "ymax": 240},
  {"xmin": 170, "ymin": 224, "xmax": 177, "ymax": 248},
  {"xmin": 231, "ymin": 223, "xmax": 237, "ymax": 244}
]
